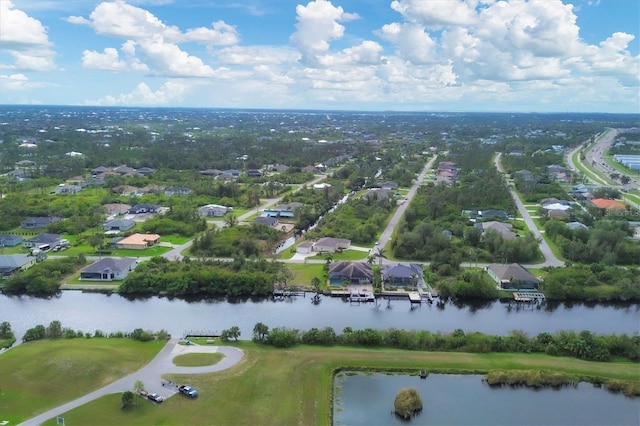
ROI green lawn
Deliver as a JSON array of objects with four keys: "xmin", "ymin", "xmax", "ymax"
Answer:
[
  {"xmin": 172, "ymin": 352, "xmax": 224, "ymax": 367},
  {"xmin": 160, "ymin": 235, "xmax": 192, "ymax": 245},
  {"xmin": 287, "ymin": 263, "xmax": 326, "ymax": 287},
  {"xmin": 5, "ymin": 342, "xmax": 632, "ymax": 426},
  {"xmin": 311, "ymin": 249, "xmax": 369, "ymax": 261},
  {"xmin": 0, "ymin": 338, "xmax": 166, "ymax": 425}
]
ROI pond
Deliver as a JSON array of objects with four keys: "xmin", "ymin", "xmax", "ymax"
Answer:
[{"xmin": 333, "ymin": 373, "xmax": 640, "ymax": 425}]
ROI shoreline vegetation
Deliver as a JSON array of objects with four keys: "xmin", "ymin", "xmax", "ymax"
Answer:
[{"xmin": 2, "ymin": 337, "xmax": 638, "ymax": 425}]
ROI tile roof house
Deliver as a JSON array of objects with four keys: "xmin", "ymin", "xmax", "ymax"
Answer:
[
  {"xmin": 80, "ymin": 257, "xmax": 137, "ymax": 281},
  {"xmin": 590, "ymin": 198, "xmax": 626, "ymax": 210},
  {"xmin": 328, "ymin": 261, "xmax": 373, "ymax": 285},
  {"xmin": 381, "ymin": 263, "xmax": 424, "ymax": 287},
  {"xmin": 116, "ymin": 233, "xmax": 160, "ymax": 250},
  {"xmin": 486, "ymin": 263, "xmax": 540, "ymax": 290},
  {"xmin": 24, "ymin": 233, "xmax": 62, "ymax": 248},
  {"xmin": 0, "ymin": 254, "xmax": 37, "ymax": 277},
  {"xmin": 21, "ymin": 216, "xmax": 61, "ymax": 229},
  {"xmin": 115, "ymin": 233, "xmax": 160, "ymax": 250},
  {"xmin": 0, "ymin": 234, "xmax": 24, "ymax": 247},
  {"xmin": 313, "ymin": 237, "xmax": 351, "ymax": 253}
]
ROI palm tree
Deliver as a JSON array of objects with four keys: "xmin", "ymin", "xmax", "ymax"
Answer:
[{"xmin": 375, "ymin": 248, "xmax": 387, "ymax": 266}]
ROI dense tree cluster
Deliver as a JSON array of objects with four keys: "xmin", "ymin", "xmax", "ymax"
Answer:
[
  {"xmin": 544, "ymin": 220, "xmax": 640, "ymax": 266},
  {"xmin": 541, "ymin": 264, "xmax": 640, "ymax": 301},
  {"xmin": 118, "ymin": 256, "xmax": 277, "ymax": 296},
  {"xmin": 253, "ymin": 324, "xmax": 640, "ymax": 362},
  {"xmin": 307, "ymin": 195, "xmax": 395, "ymax": 244},
  {"xmin": 2, "ymin": 256, "xmax": 87, "ymax": 296},
  {"xmin": 191, "ymin": 223, "xmax": 283, "ymax": 258}
]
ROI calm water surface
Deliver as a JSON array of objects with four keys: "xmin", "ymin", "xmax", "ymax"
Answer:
[
  {"xmin": 1, "ymin": 292, "xmax": 639, "ymax": 341},
  {"xmin": 333, "ymin": 373, "xmax": 640, "ymax": 425}
]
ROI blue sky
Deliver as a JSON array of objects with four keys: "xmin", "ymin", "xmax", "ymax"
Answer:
[{"xmin": 1, "ymin": 0, "xmax": 638, "ymax": 113}]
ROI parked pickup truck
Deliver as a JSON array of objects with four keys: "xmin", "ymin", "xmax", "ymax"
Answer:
[{"xmin": 178, "ymin": 385, "xmax": 198, "ymax": 398}]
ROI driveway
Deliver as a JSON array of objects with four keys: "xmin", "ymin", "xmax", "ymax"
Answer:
[{"xmin": 19, "ymin": 339, "xmax": 244, "ymax": 426}]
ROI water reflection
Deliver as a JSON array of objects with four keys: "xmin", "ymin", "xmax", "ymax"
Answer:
[{"xmin": 333, "ymin": 373, "xmax": 640, "ymax": 425}]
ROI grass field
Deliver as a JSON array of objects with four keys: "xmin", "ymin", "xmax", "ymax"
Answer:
[
  {"xmin": 2, "ymin": 341, "xmax": 633, "ymax": 426},
  {"xmin": 172, "ymin": 352, "xmax": 224, "ymax": 367},
  {"xmin": 287, "ymin": 263, "xmax": 325, "ymax": 288},
  {"xmin": 0, "ymin": 338, "xmax": 166, "ymax": 425}
]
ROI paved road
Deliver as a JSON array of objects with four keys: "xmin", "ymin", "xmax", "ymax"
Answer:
[
  {"xmin": 494, "ymin": 153, "xmax": 564, "ymax": 267},
  {"xmin": 19, "ymin": 340, "xmax": 244, "ymax": 426},
  {"xmin": 375, "ymin": 155, "xmax": 438, "ymax": 257},
  {"xmin": 567, "ymin": 129, "xmax": 640, "ymax": 210}
]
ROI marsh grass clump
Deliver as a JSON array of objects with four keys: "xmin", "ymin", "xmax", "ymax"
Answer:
[{"xmin": 394, "ymin": 388, "xmax": 423, "ymax": 420}]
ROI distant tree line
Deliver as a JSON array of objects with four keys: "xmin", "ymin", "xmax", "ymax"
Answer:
[
  {"xmin": 250, "ymin": 323, "xmax": 640, "ymax": 362},
  {"xmin": 20, "ymin": 320, "xmax": 170, "ymax": 342},
  {"xmin": 118, "ymin": 256, "xmax": 277, "ymax": 296}
]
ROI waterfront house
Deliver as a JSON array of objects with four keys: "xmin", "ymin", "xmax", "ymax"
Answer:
[
  {"xmin": 328, "ymin": 261, "xmax": 373, "ymax": 285},
  {"xmin": 0, "ymin": 254, "xmax": 37, "ymax": 277},
  {"xmin": 486, "ymin": 263, "xmax": 540, "ymax": 290},
  {"xmin": 80, "ymin": 257, "xmax": 137, "ymax": 281},
  {"xmin": 381, "ymin": 263, "xmax": 424, "ymax": 288}
]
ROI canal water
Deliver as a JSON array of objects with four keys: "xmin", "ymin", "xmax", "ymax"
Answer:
[
  {"xmin": 333, "ymin": 373, "xmax": 640, "ymax": 425},
  {"xmin": 1, "ymin": 292, "xmax": 638, "ymax": 342}
]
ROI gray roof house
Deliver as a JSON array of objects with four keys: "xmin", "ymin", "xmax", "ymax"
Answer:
[
  {"xmin": 80, "ymin": 257, "xmax": 138, "ymax": 281},
  {"xmin": 328, "ymin": 261, "xmax": 373, "ymax": 285},
  {"xmin": 103, "ymin": 218, "xmax": 136, "ymax": 232},
  {"xmin": 21, "ymin": 216, "xmax": 61, "ymax": 229},
  {"xmin": 24, "ymin": 233, "xmax": 62, "ymax": 248},
  {"xmin": 198, "ymin": 204, "xmax": 232, "ymax": 217},
  {"xmin": 381, "ymin": 263, "xmax": 424, "ymax": 287},
  {"xmin": 0, "ymin": 234, "xmax": 24, "ymax": 247},
  {"xmin": 313, "ymin": 237, "xmax": 351, "ymax": 253},
  {"xmin": 128, "ymin": 203, "xmax": 161, "ymax": 214},
  {"xmin": 486, "ymin": 263, "xmax": 540, "ymax": 290},
  {"xmin": 53, "ymin": 184, "xmax": 82, "ymax": 194},
  {"xmin": 0, "ymin": 254, "xmax": 37, "ymax": 277},
  {"xmin": 255, "ymin": 216, "xmax": 279, "ymax": 227},
  {"xmin": 379, "ymin": 181, "xmax": 399, "ymax": 190},
  {"xmin": 476, "ymin": 221, "xmax": 517, "ymax": 240}
]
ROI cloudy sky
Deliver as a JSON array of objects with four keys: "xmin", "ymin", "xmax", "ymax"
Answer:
[{"xmin": 1, "ymin": 0, "xmax": 638, "ymax": 113}]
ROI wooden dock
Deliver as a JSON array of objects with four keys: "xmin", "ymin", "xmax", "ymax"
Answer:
[
  {"xmin": 513, "ymin": 292, "xmax": 546, "ymax": 302},
  {"xmin": 408, "ymin": 292, "xmax": 421, "ymax": 303}
]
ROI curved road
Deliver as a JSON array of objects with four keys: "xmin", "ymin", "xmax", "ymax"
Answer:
[
  {"xmin": 19, "ymin": 340, "xmax": 244, "ymax": 426},
  {"xmin": 494, "ymin": 153, "xmax": 564, "ymax": 267}
]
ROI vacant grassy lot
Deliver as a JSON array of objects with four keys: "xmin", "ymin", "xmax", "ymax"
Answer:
[
  {"xmin": 287, "ymin": 263, "xmax": 325, "ymax": 288},
  {"xmin": 0, "ymin": 338, "xmax": 165, "ymax": 425},
  {"xmin": 5, "ymin": 340, "xmax": 637, "ymax": 426}
]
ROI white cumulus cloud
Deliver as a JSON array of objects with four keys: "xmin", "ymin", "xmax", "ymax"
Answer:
[{"xmin": 0, "ymin": 0, "xmax": 56, "ymax": 71}]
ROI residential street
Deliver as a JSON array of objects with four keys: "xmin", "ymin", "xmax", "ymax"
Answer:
[{"xmin": 494, "ymin": 153, "xmax": 565, "ymax": 267}]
